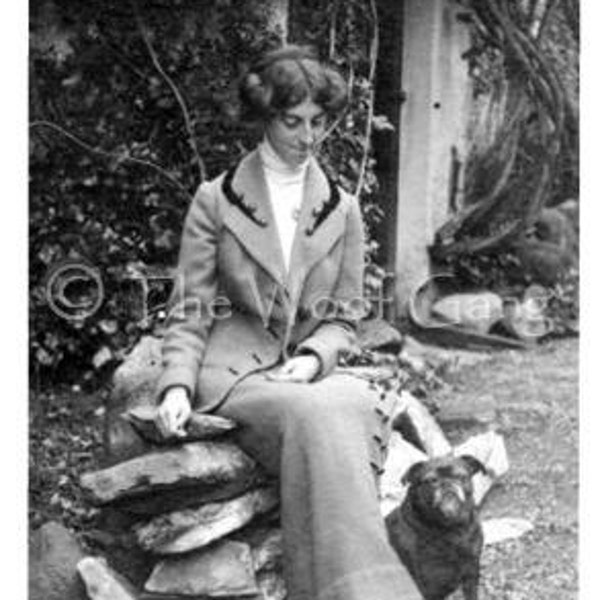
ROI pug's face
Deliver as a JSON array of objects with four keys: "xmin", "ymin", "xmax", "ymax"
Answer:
[{"xmin": 402, "ymin": 455, "xmax": 486, "ymax": 527}]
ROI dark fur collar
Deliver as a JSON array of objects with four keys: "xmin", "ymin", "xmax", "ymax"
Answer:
[
  {"xmin": 305, "ymin": 175, "xmax": 341, "ymax": 236},
  {"xmin": 222, "ymin": 160, "xmax": 341, "ymax": 236},
  {"xmin": 222, "ymin": 164, "xmax": 268, "ymax": 228}
]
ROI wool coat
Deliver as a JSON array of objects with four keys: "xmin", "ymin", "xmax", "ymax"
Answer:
[{"xmin": 157, "ymin": 148, "xmax": 366, "ymax": 411}]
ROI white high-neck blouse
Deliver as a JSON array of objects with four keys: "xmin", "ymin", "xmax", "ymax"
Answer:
[{"xmin": 258, "ymin": 138, "xmax": 309, "ymax": 271}]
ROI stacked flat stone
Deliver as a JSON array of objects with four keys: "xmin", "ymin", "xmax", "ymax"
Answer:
[
  {"xmin": 79, "ymin": 335, "xmax": 286, "ymax": 600},
  {"xmin": 77, "ymin": 327, "xmax": 459, "ymax": 600}
]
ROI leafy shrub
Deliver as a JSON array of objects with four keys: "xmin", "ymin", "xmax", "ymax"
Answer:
[{"xmin": 30, "ymin": 0, "xmax": 387, "ymax": 385}]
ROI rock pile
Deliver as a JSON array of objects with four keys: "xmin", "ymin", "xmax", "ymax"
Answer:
[
  {"xmin": 72, "ymin": 324, "xmax": 501, "ymax": 600},
  {"xmin": 78, "ymin": 335, "xmax": 286, "ymax": 600}
]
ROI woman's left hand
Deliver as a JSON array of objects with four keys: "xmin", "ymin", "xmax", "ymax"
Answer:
[{"xmin": 266, "ymin": 354, "xmax": 321, "ymax": 383}]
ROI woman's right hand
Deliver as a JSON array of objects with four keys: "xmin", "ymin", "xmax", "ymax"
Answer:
[{"xmin": 156, "ymin": 386, "xmax": 192, "ymax": 439}]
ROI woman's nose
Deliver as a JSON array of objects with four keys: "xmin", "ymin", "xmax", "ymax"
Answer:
[{"xmin": 299, "ymin": 122, "xmax": 315, "ymax": 146}]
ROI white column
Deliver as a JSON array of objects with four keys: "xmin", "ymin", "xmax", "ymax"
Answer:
[{"xmin": 394, "ymin": 0, "xmax": 472, "ymax": 313}]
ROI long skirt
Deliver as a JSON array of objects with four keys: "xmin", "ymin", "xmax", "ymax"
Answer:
[{"xmin": 216, "ymin": 370, "xmax": 422, "ymax": 600}]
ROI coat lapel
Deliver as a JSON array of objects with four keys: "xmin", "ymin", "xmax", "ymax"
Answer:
[
  {"xmin": 221, "ymin": 150, "xmax": 287, "ymax": 286},
  {"xmin": 287, "ymin": 158, "xmax": 346, "ymax": 303},
  {"xmin": 220, "ymin": 151, "xmax": 346, "ymax": 305}
]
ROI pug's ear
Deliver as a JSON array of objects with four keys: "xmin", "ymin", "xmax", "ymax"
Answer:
[
  {"xmin": 401, "ymin": 461, "xmax": 428, "ymax": 486},
  {"xmin": 459, "ymin": 455, "xmax": 487, "ymax": 476}
]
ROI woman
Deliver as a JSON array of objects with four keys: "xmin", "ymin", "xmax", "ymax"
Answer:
[{"xmin": 155, "ymin": 45, "xmax": 421, "ymax": 600}]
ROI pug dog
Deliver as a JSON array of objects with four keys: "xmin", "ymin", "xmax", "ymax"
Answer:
[{"xmin": 385, "ymin": 455, "xmax": 487, "ymax": 600}]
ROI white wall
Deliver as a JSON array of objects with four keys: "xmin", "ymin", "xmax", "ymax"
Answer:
[{"xmin": 394, "ymin": 0, "xmax": 472, "ymax": 313}]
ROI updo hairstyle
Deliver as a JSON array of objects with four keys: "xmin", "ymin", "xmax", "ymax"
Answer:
[{"xmin": 238, "ymin": 45, "xmax": 348, "ymax": 123}]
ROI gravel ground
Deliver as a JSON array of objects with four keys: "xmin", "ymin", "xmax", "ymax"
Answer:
[{"xmin": 432, "ymin": 338, "xmax": 578, "ymax": 600}]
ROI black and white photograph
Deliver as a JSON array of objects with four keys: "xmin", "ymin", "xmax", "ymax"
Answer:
[{"xmin": 21, "ymin": 0, "xmax": 585, "ymax": 599}]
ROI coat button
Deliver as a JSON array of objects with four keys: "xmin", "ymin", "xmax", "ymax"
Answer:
[
  {"xmin": 266, "ymin": 325, "xmax": 280, "ymax": 339},
  {"xmin": 370, "ymin": 462, "xmax": 385, "ymax": 476},
  {"xmin": 375, "ymin": 408, "xmax": 391, "ymax": 424},
  {"xmin": 369, "ymin": 461, "xmax": 385, "ymax": 475}
]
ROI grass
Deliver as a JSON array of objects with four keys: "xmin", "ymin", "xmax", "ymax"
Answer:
[{"xmin": 436, "ymin": 338, "xmax": 578, "ymax": 600}]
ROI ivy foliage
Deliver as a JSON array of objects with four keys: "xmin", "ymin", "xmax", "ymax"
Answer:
[{"xmin": 30, "ymin": 0, "xmax": 388, "ymax": 385}]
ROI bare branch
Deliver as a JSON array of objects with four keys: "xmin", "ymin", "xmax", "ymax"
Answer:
[
  {"xmin": 129, "ymin": 0, "xmax": 207, "ymax": 183},
  {"xmin": 320, "ymin": 64, "xmax": 354, "ymax": 147},
  {"xmin": 328, "ymin": 0, "xmax": 341, "ymax": 59},
  {"xmin": 355, "ymin": 0, "xmax": 380, "ymax": 199},
  {"xmin": 29, "ymin": 120, "xmax": 193, "ymax": 201}
]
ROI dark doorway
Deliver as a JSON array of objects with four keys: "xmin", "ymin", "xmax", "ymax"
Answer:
[{"xmin": 372, "ymin": 0, "xmax": 404, "ymax": 314}]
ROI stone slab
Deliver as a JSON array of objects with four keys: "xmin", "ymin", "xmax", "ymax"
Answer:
[
  {"xmin": 29, "ymin": 522, "xmax": 87, "ymax": 600},
  {"xmin": 135, "ymin": 488, "xmax": 279, "ymax": 554},
  {"xmin": 77, "ymin": 556, "xmax": 138, "ymax": 600},
  {"xmin": 145, "ymin": 540, "xmax": 258, "ymax": 597},
  {"xmin": 80, "ymin": 441, "xmax": 258, "ymax": 505}
]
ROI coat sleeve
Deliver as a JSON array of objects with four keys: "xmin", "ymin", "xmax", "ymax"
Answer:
[
  {"xmin": 155, "ymin": 181, "xmax": 220, "ymax": 403},
  {"xmin": 294, "ymin": 193, "xmax": 366, "ymax": 378}
]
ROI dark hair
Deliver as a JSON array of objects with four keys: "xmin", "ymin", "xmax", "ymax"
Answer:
[{"xmin": 238, "ymin": 45, "xmax": 348, "ymax": 122}]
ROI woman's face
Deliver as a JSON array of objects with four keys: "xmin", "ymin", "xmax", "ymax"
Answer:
[{"xmin": 265, "ymin": 98, "xmax": 327, "ymax": 167}]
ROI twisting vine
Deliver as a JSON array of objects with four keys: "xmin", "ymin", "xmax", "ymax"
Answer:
[
  {"xmin": 431, "ymin": 0, "xmax": 573, "ymax": 259},
  {"xmin": 354, "ymin": 0, "xmax": 380, "ymax": 200},
  {"xmin": 319, "ymin": 63, "xmax": 354, "ymax": 147},
  {"xmin": 129, "ymin": 0, "xmax": 207, "ymax": 183},
  {"xmin": 328, "ymin": 0, "xmax": 341, "ymax": 59}
]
